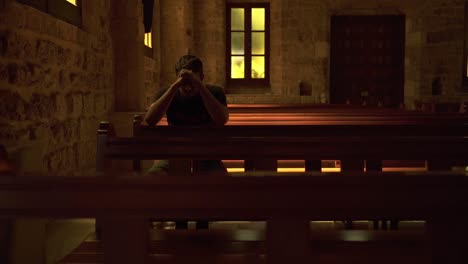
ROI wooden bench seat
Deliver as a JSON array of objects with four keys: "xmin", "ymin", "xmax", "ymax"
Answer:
[
  {"xmin": 61, "ymin": 228, "xmax": 428, "ymax": 264},
  {"xmin": 128, "ymin": 123, "xmax": 468, "ymax": 173},
  {"xmin": 0, "ymin": 173, "xmax": 465, "ymax": 264}
]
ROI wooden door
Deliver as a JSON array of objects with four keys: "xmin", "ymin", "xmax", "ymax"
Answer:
[{"xmin": 330, "ymin": 15, "xmax": 405, "ymax": 107}]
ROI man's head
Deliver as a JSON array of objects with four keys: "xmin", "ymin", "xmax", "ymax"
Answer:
[
  {"xmin": 175, "ymin": 55, "xmax": 204, "ymax": 80},
  {"xmin": 175, "ymin": 55, "xmax": 204, "ymax": 96}
]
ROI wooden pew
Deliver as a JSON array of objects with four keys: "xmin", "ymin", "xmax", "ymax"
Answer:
[
  {"xmin": 229, "ymin": 102, "xmax": 466, "ymax": 114},
  {"xmin": 131, "ymin": 121, "xmax": 468, "ymax": 173},
  {"xmin": 134, "ymin": 105, "xmax": 467, "ymax": 230},
  {"xmin": 129, "ymin": 119, "xmax": 467, "ymax": 232},
  {"xmin": 62, "ymin": 228, "xmax": 429, "ymax": 264},
  {"xmin": 0, "ymin": 172, "xmax": 466, "ymax": 264},
  {"xmin": 1, "ymin": 122, "xmax": 467, "ymax": 264}
]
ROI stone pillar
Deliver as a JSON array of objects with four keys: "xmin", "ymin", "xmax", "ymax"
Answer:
[
  {"xmin": 193, "ymin": 0, "xmax": 225, "ymax": 87},
  {"xmin": 160, "ymin": 0, "xmax": 194, "ymax": 88},
  {"xmin": 111, "ymin": 0, "xmax": 145, "ymax": 111}
]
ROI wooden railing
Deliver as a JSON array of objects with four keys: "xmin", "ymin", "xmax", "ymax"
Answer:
[{"xmin": 0, "ymin": 172, "xmax": 467, "ymax": 264}]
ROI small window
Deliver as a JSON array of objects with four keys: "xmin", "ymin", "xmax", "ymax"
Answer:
[
  {"xmin": 226, "ymin": 3, "xmax": 270, "ymax": 86},
  {"xmin": 142, "ymin": 0, "xmax": 154, "ymax": 58},
  {"xmin": 16, "ymin": 0, "xmax": 81, "ymax": 27},
  {"xmin": 143, "ymin": 32, "xmax": 153, "ymax": 57},
  {"xmin": 144, "ymin": 32, "xmax": 152, "ymax": 48}
]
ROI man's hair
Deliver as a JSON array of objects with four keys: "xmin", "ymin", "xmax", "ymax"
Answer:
[{"xmin": 175, "ymin": 55, "xmax": 203, "ymax": 76}]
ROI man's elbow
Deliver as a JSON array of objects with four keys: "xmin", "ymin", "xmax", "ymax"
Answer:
[
  {"xmin": 144, "ymin": 115, "xmax": 158, "ymax": 126},
  {"xmin": 220, "ymin": 113, "xmax": 230, "ymax": 125}
]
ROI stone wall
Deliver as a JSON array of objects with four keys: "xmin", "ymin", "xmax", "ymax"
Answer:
[
  {"xmin": 156, "ymin": 0, "xmax": 466, "ymax": 105},
  {"xmin": 144, "ymin": 55, "xmax": 158, "ymax": 108},
  {"xmin": 419, "ymin": 0, "xmax": 465, "ymax": 99},
  {"xmin": 0, "ymin": 0, "xmax": 113, "ymax": 175}
]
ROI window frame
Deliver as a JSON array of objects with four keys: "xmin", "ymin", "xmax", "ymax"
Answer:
[
  {"xmin": 226, "ymin": 2, "xmax": 270, "ymax": 86},
  {"xmin": 16, "ymin": 0, "xmax": 81, "ymax": 27}
]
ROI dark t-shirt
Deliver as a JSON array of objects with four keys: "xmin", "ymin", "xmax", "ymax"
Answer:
[{"xmin": 155, "ymin": 85, "xmax": 227, "ymax": 126}]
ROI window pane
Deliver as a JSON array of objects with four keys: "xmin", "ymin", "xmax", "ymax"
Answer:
[
  {"xmin": 252, "ymin": 8, "xmax": 265, "ymax": 31},
  {"xmin": 231, "ymin": 56, "xmax": 245, "ymax": 79},
  {"xmin": 231, "ymin": 8, "xmax": 244, "ymax": 30},
  {"xmin": 231, "ymin": 32, "xmax": 244, "ymax": 55},
  {"xmin": 66, "ymin": 0, "xmax": 77, "ymax": 6},
  {"xmin": 252, "ymin": 56, "xmax": 265, "ymax": 78},
  {"xmin": 252, "ymin": 32, "xmax": 264, "ymax": 55}
]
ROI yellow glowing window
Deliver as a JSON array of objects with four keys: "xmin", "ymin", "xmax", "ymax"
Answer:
[
  {"xmin": 231, "ymin": 56, "xmax": 245, "ymax": 78},
  {"xmin": 227, "ymin": 4, "xmax": 269, "ymax": 84},
  {"xmin": 66, "ymin": 0, "xmax": 77, "ymax": 6},
  {"xmin": 144, "ymin": 32, "xmax": 152, "ymax": 48}
]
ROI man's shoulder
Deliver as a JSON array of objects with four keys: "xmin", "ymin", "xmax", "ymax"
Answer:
[{"xmin": 206, "ymin": 84, "xmax": 225, "ymax": 94}]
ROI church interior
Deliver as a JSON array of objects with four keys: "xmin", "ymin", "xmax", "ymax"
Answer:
[{"xmin": 0, "ymin": 0, "xmax": 468, "ymax": 263}]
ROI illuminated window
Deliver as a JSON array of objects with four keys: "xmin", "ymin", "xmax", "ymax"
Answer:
[
  {"xmin": 16, "ymin": 0, "xmax": 81, "ymax": 26},
  {"xmin": 142, "ymin": 0, "xmax": 154, "ymax": 57},
  {"xmin": 226, "ymin": 3, "xmax": 270, "ymax": 85},
  {"xmin": 144, "ymin": 32, "xmax": 152, "ymax": 48}
]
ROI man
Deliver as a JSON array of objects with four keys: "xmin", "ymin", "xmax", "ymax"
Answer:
[
  {"xmin": 144, "ymin": 55, "xmax": 229, "ymax": 127},
  {"xmin": 144, "ymin": 55, "xmax": 229, "ymax": 229}
]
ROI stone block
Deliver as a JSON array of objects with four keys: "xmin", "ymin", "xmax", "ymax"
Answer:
[
  {"xmin": 25, "ymin": 93, "xmax": 57, "ymax": 120},
  {"xmin": 82, "ymin": 93, "xmax": 94, "ymax": 117},
  {"xmin": 94, "ymin": 93, "xmax": 107, "ymax": 115},
  {"xmin": 65, "ymin": 92, "xmax": 83, "ymax": 118},
  {"xmin": 1, "ymin": 31, "xmax": 35, "ymax": 60},
  {"xmin": 407, "ymin": 32, "xmax": 424, "ymax": 46},
  {"xmin": 315, "ymin": 41, "xmax": 329, "ymax": 58},
  {"xmin": 55, "ymin": 93, "xmax": 67, "ymax": 120},
  {"xmin": 0, "ymin": 90, "xmax": 25, "ymax": 120},
  {"xmin": 25, "ymin": 8, "xmax": 41, "ymax": 32},
  {"xmin": 36, "ymin": 39, "xmax": 59, "ymax": 65}
]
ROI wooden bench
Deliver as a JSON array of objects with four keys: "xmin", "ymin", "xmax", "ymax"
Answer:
[
  {"xmin": 132, "ymin": 105, "xmax": 467, "ymax": 231},
  {"xmin": 2, "ymin": 119, "xmax": 468, "ymax": 264},
  {"xmin": 0, "ymin": 172, "xmax": 466, "ymax": 264},
  {"xmin": 62, "ymin": 228, "xmax": 428, "ymax": 264},
  {"xmin": 131, "ymin": 119, "xmax": 468, "ymax": 173}
]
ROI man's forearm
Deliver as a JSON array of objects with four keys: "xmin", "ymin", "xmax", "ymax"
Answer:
[
  {"xmin": 199, "ymin": 85, "xmax": 229, "ymax": 125},
  {"xmin": 144, "ymin": 84, "xmax": 179, "ymax": 125}
]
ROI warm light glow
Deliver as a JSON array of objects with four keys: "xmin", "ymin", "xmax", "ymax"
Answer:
[
  {"xmin": 251, "ymin": 8, "xmax": 265, "ymax": 30},
  {"xmin": 230, "ymin": 7, "xmax": 266, "ymax": 80},
  {"xmin": 252, "ymin": 56, "xmax": 265, "ymax": 78},
  {"xmin": 144, "ymin": 32, "xmax": 152, "ymax": 48},
  {"xmin": 66, "ymin": 0, "xmax": 77, "ymax": 6},
  {"xmin": 228, "ymin": 168, "xmax": 341, "ymax": 173},
  {"xmin": 252, "ymin": 32, "xmax": 265, "ymax": 55},
  {"xmin": 231, "ymin": 56, "xmax": 245, "ymax": 78},
  {"xmin": 231, "ymin": 8, "xmax": 244, "ymax": 30},
  {"xmin": 322, "ymin": 168, "xmax": 340, "ymax": 172},
  {"xmin": 277, "ymin": 168, "xmax": 305, "ymax": 173},
  {"xmin": 231, "ymin": 32, "xmax": 244, "ymax": 55},
  {"xmin": 227, "ymin": 168, "xmax": 245, "ymax": 173},
  {"xmin": 228, "ymin": 167, "xmax": 426, "ymax": 173}
]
